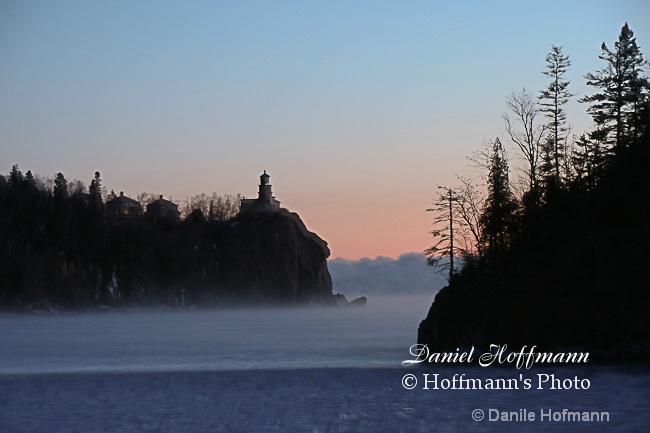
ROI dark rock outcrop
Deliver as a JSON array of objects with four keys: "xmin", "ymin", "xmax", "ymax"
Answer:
[
  {"xmin": 349, "ymin": 296, "xmax": 367, "ymax": 307},
  {"xmin": 418, "ymin": 225, "xmax": 650, "ymax": 357},
  {"xmin": 215, "ymin": 209, "xmax": 334, "ymax": 305}
]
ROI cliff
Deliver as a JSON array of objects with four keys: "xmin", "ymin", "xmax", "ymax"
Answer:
[
  {"xmin": 417, "ymin": 224, "xmax": 650, "ymax": 357},
  {"xmin": 0, "ymin": 209, "xmax": 336, "ymax": 310},
  {"xmin": 214, "ymin": 209, "xmax": 334, "ymax": 305}
]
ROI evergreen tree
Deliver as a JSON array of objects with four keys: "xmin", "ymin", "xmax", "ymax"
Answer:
[
  {"xmin": 580, "ymin": 23, "xmax": 649, "ymax": 156},
  {"xmin": 53, "ymin": 172, "xmax": 68, "ymax": 204},
  {"xmin": 8, "ymin": 164, "xmax": 23, "ymax": 189},
  {"xmin": 425, "ymin": 187, "xmax": 458, "ymax": 281},
  {"xmin": 480, "ymin": 138, "xmax": 517, "ymax": 261},
  {"xmin": 88, "ymin": 171, "xmax": 102, "ymax": 200},
  {"xmin": 24, "ymin": 170, "xmax": 35, "ymax": 189},
  {"xmin": 88, "ymin": 171, "xmax": 104, "ymax": 217},
  {"xmin": 572, "ymin": 134, "xmax": 607, "ymax": 190},
  {"xmin": 539, "ymin": 45, "xmax": 574, "ymax": 182}
]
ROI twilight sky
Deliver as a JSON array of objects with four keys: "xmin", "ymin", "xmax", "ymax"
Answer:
[{"xmin": 1, "ymin": 1, "xmax": 649, "ymax": 259}]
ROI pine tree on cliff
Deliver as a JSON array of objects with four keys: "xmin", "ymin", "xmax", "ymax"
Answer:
[
  {"xmin": 580, "ymin": 23, "xmax": 649, "ymax": 158},
  {"xmin": 425, "ymin": 186, "xmax": 458, "ymax": 281},
  {"xmin": 539, "ymin": 45, "xmax": 574, "ymax": 183},
  {"xmin": 480, "ymin": 138, "xmax": 517, "ymax": 262}
]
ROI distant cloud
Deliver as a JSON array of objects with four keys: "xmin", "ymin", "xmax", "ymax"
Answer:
[{"xmin": 328, "ymin": 252, "xmax": 447, "ymax": 298}]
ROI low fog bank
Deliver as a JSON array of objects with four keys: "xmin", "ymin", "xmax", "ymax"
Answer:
[
  {"xmin": 328, "ymin": 252, "xmax": 446, "ymax": 299},
  {"xmin": 0, "ymin": 293, "xmax": 434, "ymax": 375}
]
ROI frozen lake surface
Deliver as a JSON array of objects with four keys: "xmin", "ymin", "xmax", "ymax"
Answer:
[
  {"xmin": 0, "ymin": 295, "xmax": 430, "ymax": 374},
  {"xmin": 1, "ymin": 295, "xmax": 649, "ymax": 432}
]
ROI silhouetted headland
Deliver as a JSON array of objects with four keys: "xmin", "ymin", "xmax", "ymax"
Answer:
[
  {"xmin": 0, "ymin": 170, "xmax": 340, "ymax": 311},
  {"xmin": 419, "ymin": 24, "xmax": 650, "ymax": 361}
]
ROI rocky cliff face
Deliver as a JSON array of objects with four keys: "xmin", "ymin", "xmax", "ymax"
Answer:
[{"xmin": 215, "ymin": 209, "xmax": 334, "ymax": 305}]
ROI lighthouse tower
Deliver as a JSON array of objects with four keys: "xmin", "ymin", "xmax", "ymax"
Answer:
[
  {"xmin": 258, "ymin": 171, "xmax": 273, "ymax": 204},
  {"xmin": 239, "ymin": 171, "xmax": 282, "ymax": 214}
]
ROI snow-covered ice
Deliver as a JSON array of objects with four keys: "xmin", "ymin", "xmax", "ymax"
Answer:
[
  {"xmin": 1, "ymin": 295, "xmax": 648, "ymax": 432},
  {"xmin": 2, "ymin": 366, "xmax": 649, "ymax": 432}
]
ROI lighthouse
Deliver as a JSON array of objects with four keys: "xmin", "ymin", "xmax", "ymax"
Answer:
[{"xmin": 239, "ymin": 171, "xmax": 282, "ymax": 214}]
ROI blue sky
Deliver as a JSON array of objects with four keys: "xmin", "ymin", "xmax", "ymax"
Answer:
[{"xmin": 1, "ymin": 1, "xmax": 649, "ymax": 258}]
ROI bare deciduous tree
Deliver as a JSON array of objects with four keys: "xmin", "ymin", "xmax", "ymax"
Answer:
[
  {"xmin": 452, "ymin": 176, "xmax": 485, "ymax": 258},
  {"xmin": 68, "ymin": 179, "xmax": 86, "ymax": 195},
  {"xmin": 503, "ymin": 88, "xmax": 546, "ymax": 194},
  {"xmin": 211, "ymin": 193, "xmax": 242, "ymax": 221},
  {"xmin": 181, "ymin": 192, "xmax": 241, "ymax": 221},
  {"xmin": 137, "ymin": 192, "xmax": 161, "ymax": 208},
  {"xmin": 181, "ymin": 193, "xmax": 212, "ymax": 220}
]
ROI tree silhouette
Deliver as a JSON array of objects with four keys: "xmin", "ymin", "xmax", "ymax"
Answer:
[
  {"xmin": 53, "ymin": 172, "xmax": 68, "ymax": 204},
  {"xmin": 88, "ymin": 171, "xmax": 104, "ymax": 218},
  {"xmin": 480, "ymin": 138, "xmax": 517, "ymax": 262},
  {"xmin": 425, "ymin": 178, "xmax": 485, "ymax": 281},
  {"xmin": 425, "ymin": 187, "xmax": 458, "ymax": 281},
  {"xmin": 580, "ymin": 23, "xmax": 649, "ymax": 156},
  {"xmin": 539, "ymin": 45, "xmax": 574, "ymax": 183},
  {"xmin": 8, "ymin": 164, "xmax": 23, "ymax": 189},
  {"xmin": 503, "ymin": 88, "xmax": 546, "ymax": 197}
]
